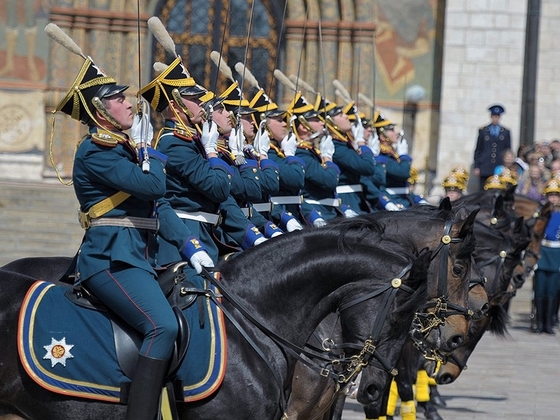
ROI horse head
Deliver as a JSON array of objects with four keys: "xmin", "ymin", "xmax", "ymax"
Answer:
[{"xmin": 409, "ymin": 205, "xmax": 478, "ymax": 357}]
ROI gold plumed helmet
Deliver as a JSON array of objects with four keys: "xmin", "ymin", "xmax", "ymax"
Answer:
[
  {"xmin": 442, "ymin": 174, "xmax": 466, "ymax": 192},
  {"xmin": 484, "ymin": 174, "xmax": 507, "ymax": 191},
  {"xmin": 544, "ymin": 178, "xmax": 560, "ymax": 195},
  {"xmin": 450, "ymin": 165, "xmax": 470, "ymax": 183},
  {"xmin": 498, "ymin": 167, "xmax": 517, "ymax": 186}
]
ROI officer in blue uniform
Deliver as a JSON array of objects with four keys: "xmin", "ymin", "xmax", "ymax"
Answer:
[
  {"xmin": 249, "ymin": 88, "xmax": 306, "ymax": 231},
  {"xmin": 534, "ymin": 177, "xmax": 560, "ymax": 334},
  {"xmin": 55, "ymin": 57, "xmax": 213, "ymax": 420},
  {"xmin": 474, "ymin": 104, "xmax": 512, "ymax": 191},
  {"xmin": 288, "ymin": 92, "xmax": 341, "ymax": 226},
  {"xmin": 323, "ymin": 100, "xmax": 375, "ymax": 215},
  {"xmin": 140, "ymin": 57, "xmax": 234, "ymax": 266}
]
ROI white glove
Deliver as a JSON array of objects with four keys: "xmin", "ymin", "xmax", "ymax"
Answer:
[
  {"xmin": 281, "ymin": 132, "xmax": 298, "ymax": 157},
  {"xmin": 201, "ymin": 120, "xmax": 219, "ymax": 154},
  {"xmin": 130, "ymin": 108, "xmax": 153, "ymax": 146},
  {"xmin": 254, "ymin": 125, "xmax": 270, "ymax": 156},
  {"xmin": 396, "ymin": 137, "xmax": 409, "ymax": 156},
  {"xmin": 319, "ymin": 134, "xmax": 335, "ymax": 159},
  {"xmin": 344, "ymin": 208, "xmax": 360, "ymax": 218},
  {"xmin": 351, "ymin": 123, "xmax": 365, "ymax": 148},
  {"xmin": 368, "ymin": 132, "xmax": 380, "ymax": 156},
  {"xmin": 286, "ymin": 218, "xmax": 303, "ymax": 232},
  {"xmin": 313, "ymin": 218, "xmax": 327, "ymax": 227},
  {"xmin": 189, "ymin": 250, "xmax": 215, "ymax": 274},
  {"xmin": 270, "ymin": 231, "xmax": 283, "ymax": 238},
  {"xmin": 229, "ymin": 127, "xmax": 246, "ymax": 164},
  {"xmin": 253, "ymin": 236, "xmax": 268, "ymax": 246},
  {"xmin": 385, "ymin": 202, "xmax": 400, "ymax": 211}
]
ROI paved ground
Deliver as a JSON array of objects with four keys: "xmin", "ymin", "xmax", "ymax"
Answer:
[{"xmin": 342, "ymin": 277, "xmax": 560, "ymax": 419}]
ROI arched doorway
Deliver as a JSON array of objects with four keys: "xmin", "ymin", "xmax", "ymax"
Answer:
[{"xmin": 155, "ymin": 0, "xmax": 284, "ymax": 97}]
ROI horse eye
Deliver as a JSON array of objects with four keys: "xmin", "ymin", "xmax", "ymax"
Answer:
[{"xmin": 452, "ymin": 266, "xmax": 462, "ymax": 276}]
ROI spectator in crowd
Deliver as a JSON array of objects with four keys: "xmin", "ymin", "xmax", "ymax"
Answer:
[
  {"xmin": 494, "ymin": 149, "xmax": 521, "ymax": 180},
  {"xmin": 516, "ymin": 163, "xmax": 547, "ymax": 204}
]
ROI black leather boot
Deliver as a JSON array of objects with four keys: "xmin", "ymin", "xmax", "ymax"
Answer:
[
  {"xmin": 430, "ymin": 385, "xmax": 447, "ymax": 407},
  {"xmin": 126, "ymin": 355, "xmax": 169, "ymax": 420},
  {"xmin": 418, "ymin": 401, "xmax": 443, "ymax": 420},
  {"xmin": 544, "ymin": 298, "xmax": 556, "ymax": 335},
  {"xmin": 534, "ymin": 298, "xmax": 544, "ymax": 333}
]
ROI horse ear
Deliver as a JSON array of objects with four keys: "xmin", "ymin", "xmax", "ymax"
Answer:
[
  {"xmin": 456, "ymin": 208, "xmax": 479, "ymax": 237},
  {"xmin": 494, "ymin": 194, "xmax": 504, "ymax": 213},
  {"xmin": 504, "ymin": 185, "xmax": 516, "ymax": 201},
  {"xmin": 439, "ymin": 197, "xmax": 452, "ymax": 211},
  {"xmin": 513, "ymin": 216, "xmax": 524, "ymax": 233}
]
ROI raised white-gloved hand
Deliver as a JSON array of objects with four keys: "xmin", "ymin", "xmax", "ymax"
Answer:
[
  {"xmin": 281, "ymin": 132, "xmax": 298, "ymax": 157},
  {"xmin": 229, "ymin": 127, "xmax": 246, "ymax": 164},
  {"xmin": 201, "ymin": 120, "xmax": 219, "ymax": 154},
  {"xmin": 319, "ymin": 134, "xmax": 335, "ymax": 159},
  {"xmin": 130, "ymin": 106, "xmax": 153, "ymax": 146},
  {"xmin": 385, "ymin": 202, "xmax": 400, "ymax": 211},
  {"xmin": 368, "ymin": 132, "xmax": 380, "ymax": 156},
  {"xmin": 396, "ymin": 137, "xmax": 409, "ymax": 156},
  {"xmin": 189, "ymin": 250, "xmax": 215, "ymax": 274},
  {"xmin": 254, "ymin": 123, "xmax": 270, "ymax": 156},
  {"xmin": 254, "ymin": 236, "xmax": 268, "ymax": 246},
  {"xmin": 351, "ymin": 123, "xmax": 365, "ymax": 148}
]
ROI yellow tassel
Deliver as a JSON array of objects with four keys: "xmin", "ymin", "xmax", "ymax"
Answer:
[
  {"xmin": 428, "ymin": 376, "xmax": 438, "ymax": 386},
  {"xmin": 400, "ymin": 400, "xmax": 416, "ymax": 420},
  {"xmin": 416, "ymin": 369, "xmax": 430, "ymax": 403},
  {"xmin": 160, "ymin": 387, "xmax": 173, "ymax": 420},
  {"xmin": 386, "ymin": 378, "xmax": 399, "ymax": 416}
]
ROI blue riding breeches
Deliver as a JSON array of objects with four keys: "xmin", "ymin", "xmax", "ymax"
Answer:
[{"xmin": 85, "ymin": 265, "xmax": 178, "ymax": 360}]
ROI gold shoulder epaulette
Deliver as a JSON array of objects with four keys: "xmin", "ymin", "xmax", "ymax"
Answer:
[
  {"xmin": 91, "ymin": 132, "xmax": 120, "ymax": 147},
  {"xmin": 174, "ymin": 127, "xmax": 197, "ymax": 141}
]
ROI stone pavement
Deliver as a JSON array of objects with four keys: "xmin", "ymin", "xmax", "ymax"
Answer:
[{"xmin": 342, "ymin": 277, "xmax": 560, "ymax": 419}]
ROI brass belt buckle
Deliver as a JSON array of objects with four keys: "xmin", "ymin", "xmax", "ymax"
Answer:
[{"xmin": 78, "ymin": 209, "xmax": 91, "ymax": 230}]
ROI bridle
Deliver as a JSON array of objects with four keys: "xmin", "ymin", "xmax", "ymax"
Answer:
[{"xmin": 409, "ymin": 217, "xmax": 474, "ymax": 360}]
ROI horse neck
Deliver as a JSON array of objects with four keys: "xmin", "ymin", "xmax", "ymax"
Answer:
[{"xmin": 219, "ymin": 231, "xmax": 378, "ymax": 344}]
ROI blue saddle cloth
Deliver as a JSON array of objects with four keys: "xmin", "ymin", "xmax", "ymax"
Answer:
[{"xmin": 18, "ymin": 279, "xmax": 226, "ymax": 403}]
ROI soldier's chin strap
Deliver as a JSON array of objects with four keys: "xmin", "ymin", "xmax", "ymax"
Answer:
[{"xmin": 92, "ymin": 96, "xmax": 123, "ymax": 131}]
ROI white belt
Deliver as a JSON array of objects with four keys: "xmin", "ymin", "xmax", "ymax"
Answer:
[
  {"xmin": 90, "ymin": 216, "xmax": 158, "ymax": 231},
  {"xmin": 270, "ymin": 195, "xmax": 303, "ymax": 205},
  {"xmin": 385, "ymin": 187, "xmax": 410, "ymax": 195},
  {"xmin": 336, "ymin": 184, "xmax": 363, "ymax": 194},
  {"xmin": 304, "ymin": 198, "xmax": 341, "ymax": 207},
  {"xmin": 253, "ymin": 202, "xmax": 273, "ymax": 213},
  {"xmin": 541, "ymin": 239, "xmax": 560, "ymax": 248},
  {"xmin": 175, "ymin": 210, "xmax": 220, "ymax": 225}
]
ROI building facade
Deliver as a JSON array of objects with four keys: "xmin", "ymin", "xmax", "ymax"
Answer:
[{"xmin": 0, "ymin": 0, "xmax": 558, "ymax": 197}]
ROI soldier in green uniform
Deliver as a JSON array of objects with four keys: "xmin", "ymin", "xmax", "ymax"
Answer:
[{"xmin": 56, "ymin": 57, "xmax": 213, "ymax": 420}]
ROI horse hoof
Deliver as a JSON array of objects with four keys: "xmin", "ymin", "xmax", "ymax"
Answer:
[
  {"xmin": 544, "ymin": 328, "xmax": 555, "ymax": 335},
  {"xmin": 533, "ymin": 327, "xmax": 542, "ymax": 334},
  {"xmin": 424, "ymin": 404, "xmax": 444, "ymax": 420}
]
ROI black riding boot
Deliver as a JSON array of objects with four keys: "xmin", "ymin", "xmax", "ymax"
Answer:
[
  {"xmin": 430, "ymin": 384, "xmax": 447, "ymax": 407},
  {"xmin": 126, "ymin": 355, "xmax": 169, "ymax": 420},
  {"xmin": 544, "ymin": 298, "xmax": 556, "ymax": 335},
  {"xmin": 534, "ymin": 298, "xmax": 544, "ymax": 333},
  {"xmin": 418, "ymin": 401, "xmax": 443, "ymax": 420}
]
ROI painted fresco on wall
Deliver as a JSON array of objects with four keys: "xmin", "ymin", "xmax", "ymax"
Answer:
[
  {"xmin": 0, "ymin": 0, "xmax": 49, "ymax": 154},
  {"xmin": 375, "ymin": 0, "xmax": 436, "ymax": 101},
  {"xmin": 0, "ymin": 0, "xmax": 48, "ymax": 83}
]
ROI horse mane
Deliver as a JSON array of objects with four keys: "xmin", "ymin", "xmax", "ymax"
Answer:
[
  {"xmin": 486, "ymin": 303, "xmax": 510, "ymax": 336},
  {"xmin": 324, "ymin": 216, "xmax": 386, "ymax": 251}
]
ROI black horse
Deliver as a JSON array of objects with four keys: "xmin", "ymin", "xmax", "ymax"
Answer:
[
  {"xmin": 281, "ymin": 201, "xmax": 479, "ymax": 419},
  {"xmin": 1, "ymin": 218, "xmax": 435, "ymax": 420}
]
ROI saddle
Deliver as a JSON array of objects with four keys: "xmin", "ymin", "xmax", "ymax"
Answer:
[{"xmin": 63, "ymin": 262, "xmax": 205, "ymax": 395}]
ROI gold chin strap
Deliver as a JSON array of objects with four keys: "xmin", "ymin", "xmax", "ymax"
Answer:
[
  {"xmin": 171, "ymin": 88, "xmax": 194, "ymax": 118},
  {"xmin": 91, "ymin": 96, "xmax": 123, "ymax": 130}
]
